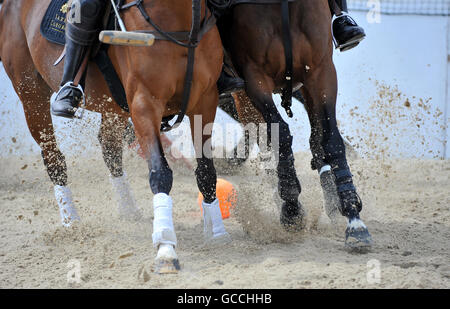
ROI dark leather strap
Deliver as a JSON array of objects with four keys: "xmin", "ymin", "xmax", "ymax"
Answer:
[
  {"xmin": 334, "ymin": 168, "xmax": 355, "ymax": 193},
  {"xmin": 161, "ymin": 0, "xmax": 202, "ymax": 132},
  {"xmin": 134, "ymin": 13, "xmax": 217, "ymax": 43},
  {"xmin": 93, "ymin": 48, "xmax": 129, "ymax": 112},
  {"xmin": 337, "ymin": 182, "xmax": 356, "ymax": 193},
  {"xmin": 328, "ymin": 0, "xmax": 343, "ymax": 16},
  {"xmin": 124, "ymin": 0, "xmax": 201, "ymax": 49},
  {"xmin": 280, "ymin": 0, "xmax": 293, "ymax": 118},
  {"xmin": 73, "ymin": 48, "xmax": 91, "ymax": 87},
  {"xmin": 120, "ymin": 0, "xmax": 139, "ymax": 10},
  {"xmin": 334, "ymin": 169, "xmax": 353, "ymax": 180}
]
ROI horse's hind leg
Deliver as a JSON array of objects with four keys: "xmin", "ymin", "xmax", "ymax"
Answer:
[
  {"xmin": 190, "ymin": 89, "xmax": 231, "ymax": 246},
  {"xmin": 98, "ymin": 114, "xmax": 142, "ymax": 221},
  {"xmin": 0, "ymin": 5, "xmax": 79, "ymax": 227},
  {"xmin": 17, "ymin": 71, "xmax": 80, "ymax": 226},
  {"xmin": 302, "ymin": 61, "xmax": 372, "ymax": 249}
]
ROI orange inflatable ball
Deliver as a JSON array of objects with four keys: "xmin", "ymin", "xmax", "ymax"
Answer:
[{"xmin": 198, "ymin": 178, "xmax": 237, "ymax": 219}]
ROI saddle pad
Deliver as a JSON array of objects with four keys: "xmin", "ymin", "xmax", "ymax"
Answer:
[{"xmin": 40, "ymin": 0, "xmax": 69, "ymax": 45}]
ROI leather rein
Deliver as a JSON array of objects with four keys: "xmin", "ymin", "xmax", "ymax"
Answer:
[{"xmin": 115, "ymin": 0, "xmax": 217, "ymax": 132}]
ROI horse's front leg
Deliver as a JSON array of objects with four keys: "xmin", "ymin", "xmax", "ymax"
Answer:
[
  {"xmin": 190, "ymin": 89, "xmax": 231, "ymax": 245},
  {"xmin": 98, "ymin": 114, "xmax": 142, "ymax": 221},
  {"xmin": 131, "ymin": 94, "xmax": 179, "ymax": 274},
  {"xmin": 244, "ymin": 68, "xmax": 306, "ymax": 231},
  {"xmin": 302, "ymin": 61, "xmax": 372, "ymax": 249}
]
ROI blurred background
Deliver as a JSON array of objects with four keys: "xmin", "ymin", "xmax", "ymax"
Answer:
[{"xmin": 0, "ymin": 0, "xmax": 449, "ymax": 159}]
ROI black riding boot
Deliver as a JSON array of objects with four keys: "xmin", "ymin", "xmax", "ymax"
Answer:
[
  {"xmin": 51, "ymin": 41, "xmax": 89, "ymax": 118},
  {"xmin": 217, "ymin": 67, "xmax": 245, "ymax": 97},
  {"xmin": 51, "ymin": 0, "xmax": 105, "ymax": 118},
  {"xmin": 332, "ymin": 0, "xmax": 366, "ymax": 52}
]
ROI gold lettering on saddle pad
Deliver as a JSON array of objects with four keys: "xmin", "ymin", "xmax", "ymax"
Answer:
[{"xmin": 49, "ymin": 1, "xmax": 69, "ymax": 34}]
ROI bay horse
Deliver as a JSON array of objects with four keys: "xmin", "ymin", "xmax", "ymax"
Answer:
[
  {"xmin": 216, "ymin": 0, "xmax": 373, "ymax": 249},
  {"xmin": 0, "ymin": 0, "xmax": 228, "ymax": 273}
]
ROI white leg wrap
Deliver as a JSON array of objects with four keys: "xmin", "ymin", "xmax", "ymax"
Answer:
[
  {"xmin": 54, "ymin": 185, "xmax": 80, "ymax": 227},
  {"xmin": 319, "ymin": 165, "xmax": 332, "ymax": 176},
  {"xmin": 110, "ymin": 172, "xmax": 142, "ymax": 221},
  {"xmin": 152, "ymin": 193, "xmax": 177, "ymax": 248},
  {"xmin": 203, "ymin": 198, "xmax": 230, "ymax": 242},
  {"xmin": 156, "ymin": 244, "xmax": 178, "ymax": 261},
  {"xmin": 348, "ymin": 218, "xmax": 367, "ymax": 230}
]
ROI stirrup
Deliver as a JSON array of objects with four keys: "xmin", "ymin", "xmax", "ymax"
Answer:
[
  {"xmin": 52, "ymin": 82, "xmax": 87, "ymax": 120},
  {"xmin": 331, "ymin": 13, "xmax": 365, "ymax": 52}
]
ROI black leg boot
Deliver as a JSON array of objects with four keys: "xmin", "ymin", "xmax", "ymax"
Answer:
[
  {"xmin": 51, "ymin": 0, "xmax": 106, "ymax": 118},
  {"xmin": 332, "ymin": 0, "xmax": 366, "ymax": 52}
]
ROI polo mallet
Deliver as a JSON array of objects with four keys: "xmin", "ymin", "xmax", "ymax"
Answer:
[{"xmin": 99, "ymin": 0, "xmax": 155, "ymax": 47}]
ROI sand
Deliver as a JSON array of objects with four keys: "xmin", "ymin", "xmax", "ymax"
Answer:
[{"xmin": 0, "ymin": 149, "xmax": 449, "ymax": 289}]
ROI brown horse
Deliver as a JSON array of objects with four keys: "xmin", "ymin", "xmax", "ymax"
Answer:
[
  {"xmin": 217, "ymin": 0, "xmax": 372, "ymax": 249},
  {"xmin": 0, "ymin": 0, "xmax": 228, "ymax": 272}
]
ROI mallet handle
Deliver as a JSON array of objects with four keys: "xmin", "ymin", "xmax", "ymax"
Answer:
[{"xmin": 110, "ymin": 0, "xmax": 127, "ymax": 31}]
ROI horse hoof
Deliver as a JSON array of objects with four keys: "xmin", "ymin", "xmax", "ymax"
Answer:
[
  {"xmin": 345, "ymin": 219, "xmax": 373, "ymax": 251},
  {"xmin": 280, "ymin": 203, "xmax": 306, "ymax": 232},
  {"xmin": 154, "ymin": 258, "xmax": 180, "ymax": 274}
]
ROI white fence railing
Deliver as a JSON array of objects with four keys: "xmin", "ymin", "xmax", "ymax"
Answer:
[{"xmin": 349, "ymin": 0, "xmax": 450, "ymax": 16}]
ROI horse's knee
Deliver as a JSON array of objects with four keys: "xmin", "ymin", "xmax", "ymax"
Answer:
[
  {"xmin": 195, "ymin": 158, "xmax": 217, "ymax": 203},
  {"xmin": 149, "ymin": 159, "xmax": 173, "ymax": 195},
  {"xmin": 42, "ymin": 150, "xmax": 67, "ymax": 186}
]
